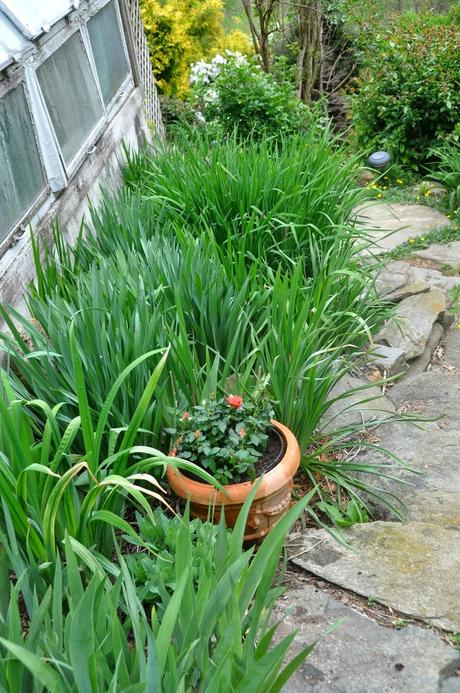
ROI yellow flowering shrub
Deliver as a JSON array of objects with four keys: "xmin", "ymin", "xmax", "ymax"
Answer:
[
  {"xmin": 215, "ymin": 29, "xmax": 252, "ymax": 55},
  {"xmin": 140, "ymin": 0, "xmax": 230, "ymax": 95}
]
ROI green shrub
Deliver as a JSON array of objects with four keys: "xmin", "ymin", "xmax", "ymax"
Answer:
[
  {"xmin": 449, "ymin": 1, "xmax": 460, "ymax": 27},
  {"xmin": 140, "ymin": 0, "xmax": 225, "ymax": 95},
  {"xmin": 159, "ymin": 94, "xmax": 197, "ymax": 129},
  {"xmin": 3, "ymin": 231, "xmax": 267, "ymax": 445},
  {"xmin": 3, "ymin": 229, "xmax": 384, "ymax": 454},
  {"xmin": 351, "ymin": 19, "xmax": 460, "ymax": 167},
  {"xmin": 2, "ymin": 129, "xmax": 406, "ymax": 519},
  {"xmin": 397, "ymin": 3, "xmax": 460, "ymax": 29},
  {"xmin": 431, "ymin": 138, "xmax": 460, "ymax": 212},
  {"xmin": 191, "ymin": 54, "xmax": 314, "ymax": 138}
]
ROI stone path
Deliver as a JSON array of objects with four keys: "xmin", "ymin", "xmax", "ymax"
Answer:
[
  {"xmin": 277, "ymin": 203, "xmax": 460, "ymax": 691},
  {"xmin": 275, "ymin": 583, "xmax": 460, "ymax": 692},
  {"xmin": 415, "ymin": 241, "xmax": 460, "ymax": 270},
  {"xmin": 355, "ymin": 202, "xmax": 452, "ymax": 254}
]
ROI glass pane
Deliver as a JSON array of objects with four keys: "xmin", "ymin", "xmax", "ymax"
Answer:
[
  {"xmin": 88, "ymin": 1, "xmax": 129, "ymax": 106},
  {"xmin": 0, "ymin": 84, "xmax": 45, "ymax": 242},
  {"xmin": 37, "ymin": 31, "xmax": 103, "ymax": 165}
]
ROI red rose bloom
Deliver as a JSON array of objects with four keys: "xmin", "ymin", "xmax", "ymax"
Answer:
[{"xmin": 226, "ymin": 394, "xmax": 243, "ymax": 409}]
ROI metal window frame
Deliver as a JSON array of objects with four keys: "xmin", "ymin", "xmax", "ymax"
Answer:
[
  {"xmin": 25, "ymin": 65, "xmax": 67, "ymax": 192},
  {"xmin": 32, "ymin": 1, "xmax": 134, "ymax": 178},
  {"xmin": 0, "ymin": 76, "xmax": 50, "ymax": 255},
  {"xmin": 118, "ymin": 0, "xmax": 141, "ymax": 89},
  {"xmin": 0, "ymin": 0, "xmax": 136, "ymax": 257},
  {"xmin": 34, "ymin": 24, "xmax": 107, "ymax": 177},
  {"xmin": 86, "ymin": 0, "xmax": 133, "ymax": 116}
]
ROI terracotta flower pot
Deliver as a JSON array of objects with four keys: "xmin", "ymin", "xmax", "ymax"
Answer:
[{"xmin": 166, "ymin": 420, "xmax": 301, "ymax": 542}]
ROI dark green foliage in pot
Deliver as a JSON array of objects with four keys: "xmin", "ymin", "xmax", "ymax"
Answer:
[
  {"xmin": 351, "ymin": 18, "xmax": 460, "ymax": 167},
  {"xmin": 166, "ymin": 388, "xmax": 275, "ymax": 484}
]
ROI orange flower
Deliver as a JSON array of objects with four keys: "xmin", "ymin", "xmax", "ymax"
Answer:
[
  {"xmin": 226, "ymin": 394, "xmax": 243, "ymax": 409},
  {"xmin": 194, "ymin": 430, "xmax": 201, "ymax": 439},
  {"xmin": 239, "ymin": 428, "xmax": 246, "ymax": 438},
  {"xmin": 182, "ymin": 411, "xmax": 190, "ymax": 420},
  {"xmin": 168, "ymin": 448, "xmax": 177, "ymax": 457}
]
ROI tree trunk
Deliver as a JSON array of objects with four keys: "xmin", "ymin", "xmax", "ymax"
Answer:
[
  {"xmin": 295, "ymin": 43, "xmax": 307, "ymax": 98},
  {"xmin": 241, "ymin": 0, "xmax": 261, "ymax": 56},
  {"xmin": 297, "ymin": 0, "xmax": 322, "ymax": 104},
  {"xmin": 240, "ymin": 0, "xmax": 277, "ymax": 72}
]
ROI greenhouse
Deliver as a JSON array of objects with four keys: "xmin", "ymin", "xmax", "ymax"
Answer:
[{"xmin": 0, "ymin": 0, "xmax": 161, "ymax": 308}]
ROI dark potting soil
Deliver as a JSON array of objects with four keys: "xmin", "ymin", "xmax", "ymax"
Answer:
[{"xmin": 182, "ymin": 426, "xmax": 286, "ymax": 485}]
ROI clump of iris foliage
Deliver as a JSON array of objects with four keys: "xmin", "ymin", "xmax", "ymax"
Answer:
[
  {"xmin": 0, "ymin": 487, "xmax": 315, "ymax": 690},
  {"xmin": 3, "ymin": 127, "xmax": 407, "ymax": 513},
  {"xmin": 0, "ymin": 125, "xmax": 412, "ymax": 687}
]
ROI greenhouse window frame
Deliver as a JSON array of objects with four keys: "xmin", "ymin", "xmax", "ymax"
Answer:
[
  {"xmin": 32, "ymin": 23, "xmax": 107, "ymax": 178},
  {"xmin": 0, "ymin": 72, "xmax": 50, "ymax": 255},
  {"xmin": 30, "ymin": 0, "xmax": 134, "ymax": 178},
  {"xmin": 86, "ymin": 0, "xmax": 133, "ymax": 114},
  {"xmin": 0, "ymin": 0, "xmax": 136, "ymax": 258}
]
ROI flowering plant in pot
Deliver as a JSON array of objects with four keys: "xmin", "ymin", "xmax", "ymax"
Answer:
[{"xmin": 166, "ymin": 389, "xmax": 301, "ymax": 541}]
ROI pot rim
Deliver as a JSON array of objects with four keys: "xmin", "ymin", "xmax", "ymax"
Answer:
[{"xmin": 166, "ymin": 419, "xmax": 301, "ymax": 505}]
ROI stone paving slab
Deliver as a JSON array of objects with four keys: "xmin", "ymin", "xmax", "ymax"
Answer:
[
  {"xmin": 404, "ymin": 322, "xmax": 444, "ymax": 376},
  {"xmin": 367, "ymin": 344, "xmax": 406, "ymax": 376},
  {"xmin": 355, "ymin": 203, "xmax": 451, "ymax": 254},
  {"xmin": 280, "ymin": 216, "xmax": 460, "ymax": 690},
  {"xmin": 400, "ymin": 489, "xmax": 460, "ymax": 528},
  {"xmin": 338, "ymin": 358, "xmax": 460, "ymax": 533},
  {"xmin": 353, "ymin": 394, "xmax": 460, "ymax": 525},
  {"xmin": 274, "ymin": 584, "xmax": 460, "ymax": 692},
  {"xmin": 362, "ymin": 424, "xmax": 460, "ymax": 504},
  {"xmin": 320, "ymin": 373, "xmax": 395, "ymax": 433},
  {"xmin": 376, "ymin": 261, "xmax": 460, "ymax": 303},
  {"xmin": 442, "ymin": 328, "xmax": 460, "ymax": 370},
  {"xmin": 442, "ymin": 677, "xmax": 460, "ymax": 693},
  {"xmin": 376, "ymin": 290, "xmax": 446, "ymax": 359},
  {"xmin": 288, "ymin": 522, "xmax": 460, "ymax": 632},
  {"xmin": 387, "ymin": 370, "xmax": 460, "ymax": 428},
  {"xmin": 414, "ymin": 242, "xmax": 460, "ymax": 270}
]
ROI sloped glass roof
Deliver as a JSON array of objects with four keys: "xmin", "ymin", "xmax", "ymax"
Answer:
[
  {"xmin": 0, "ymin": 12, "xmax": 29, "ymax": 70},
  {"xmin": 0, "ymin": 0, "xmax": 79, "ymax": 70}
]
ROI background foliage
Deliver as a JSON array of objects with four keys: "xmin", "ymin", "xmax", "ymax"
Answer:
[
  {"xmin": 350, "ymin": 15, "xmax": 460, "ymax": 166},
  {"xmin": 192, "ymin": 54, "xmax": 317, "ymax": 138},
  {"xmin": 140, "ymin": 0, "xmax": 251, "ymax": 95}
]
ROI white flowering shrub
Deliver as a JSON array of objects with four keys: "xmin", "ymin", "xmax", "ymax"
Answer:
[
  {"xmin": 190, "ymin": 53, "xmax": 313, "ymax": 139},
  {"xmin": 190, "ymin": 52, "xmax": 248, "ymax": 87}
]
